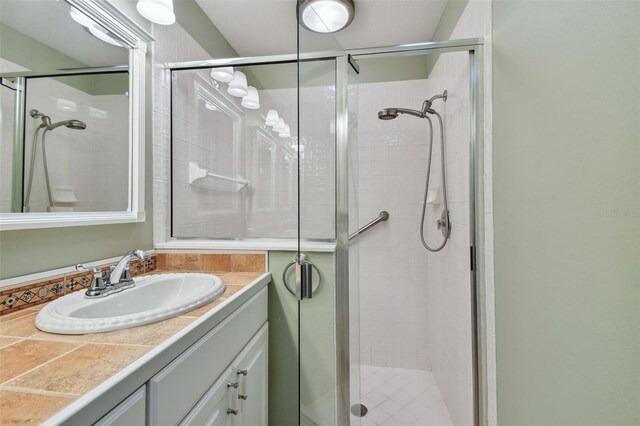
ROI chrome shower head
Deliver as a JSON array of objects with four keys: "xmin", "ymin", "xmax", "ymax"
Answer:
[
  {"xmin": 47, "ymin": 120, "xmax": 87, "ymax": 131},
  {"xmin": 377, "ymin": 107, "xmax": 425, "ymax": 120},
  {"xmin": 378, "ymin": 109, "xmax": 398, "ymax": 120}
]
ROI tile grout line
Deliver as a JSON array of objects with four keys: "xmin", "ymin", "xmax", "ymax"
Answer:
[
  {"xmin": 0, "ymin": 384, "xmax": 81, "ymax": 399},
  {"xmin": 0, "ymin": 343, "xmax": 88, "ymax": 387}
]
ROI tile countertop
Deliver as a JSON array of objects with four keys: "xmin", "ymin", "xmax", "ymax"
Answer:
[{"xmin": 0, "ymin": 271, "xmax": 270, "ymax": 425}]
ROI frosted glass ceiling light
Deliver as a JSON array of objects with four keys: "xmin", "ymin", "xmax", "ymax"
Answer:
[
  {"xmin": 265, "ymin": 110, "xmax": 280, "ymax": 127},
  {"xmin": 298, "ymin": 0, "xmax": 355, "ymax": 33},
  {"xmin": 227, "ymin": 71, "xmax": 249, "ymax": 97},
  {"xmin": 241, "ymin": 87, "xmax": 260, "ymax": 109},
  {"xmin": 70, "ymin": 7, "xmax": 124, "ymax": 47},
  {"xmin": 279, "ymin": 124, "xmax": 291, "ymax": 138},
  {"xmin": 205, "ymin": 102, "xmax": 218, "ymax": 111},
  {"xmin": 136, "ymin": 0, "xmax": 176, "ymax": 25},
  {"xmin": 273, "ymin": 118, "xmax": 286, "ymax": 133},
  {"xmin": 210, "ymin": 67, "xmax": 234, "ymax": 83}
]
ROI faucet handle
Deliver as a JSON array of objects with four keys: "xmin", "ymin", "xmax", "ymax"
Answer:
[
  {"xmin": 76, "ymin": 264, "xmax": 101, "ymax": 276},
  {"xmin": 76, "ymin": 264, "xmax": 105, "ymax": 288}
]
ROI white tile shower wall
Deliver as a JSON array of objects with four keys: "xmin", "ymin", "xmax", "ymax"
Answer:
[
  {"xmin": 426, "ymin": 1, "xmax": 494, "ymax": 424},
  {"xmin": 22, "ymin": 78, "xmax": 128, "ymax": 212},
  {"xmin": 248, "ymin": 86, "xmax": 336, "ymax": 240},
  {"xmin": 152, "ymin": 23, "xmax": 219, "ymax": 243},
  {"xmin": 423, "ymin": 51, "xmax": 474, "ymax": 426},
  {"xmin": 355, "ymin": 79, "xmax": 432, "ymax": 372}
]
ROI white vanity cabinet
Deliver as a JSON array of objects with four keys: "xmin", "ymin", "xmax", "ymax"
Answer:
[
  {"xmin": 54, "ymin": 280, "xmax": 270, "ymax": 426},
  {"xmin": 94, "ymin": 387, "xmax": 146, "ymax": 426},
  {"xmin": 180, "ymin": 325, "xmax": 268, "ymax": 426},
  {"xmin": 149, "ymin": 288, "xmax": 268, "ymax": 425}
]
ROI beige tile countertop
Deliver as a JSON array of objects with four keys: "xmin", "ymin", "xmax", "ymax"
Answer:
[{"xmin": 0, "ymin": 271, "xmax": 268, "ymax": 425}]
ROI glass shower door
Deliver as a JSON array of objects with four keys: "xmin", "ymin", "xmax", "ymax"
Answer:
[{"xmin": 296, "ymin": 3, "xmax": 360, "ymax": 425}]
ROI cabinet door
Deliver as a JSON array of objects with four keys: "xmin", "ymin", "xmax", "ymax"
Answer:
[
  {"xmin": 94, "ymin": 386, "xmax": 145, "ymax": 426},
  {"xmin": 180, "ymin": 367, "xmax": 237, "ymax": 426},
  {"xmin": 233, "ymin": 324, "xmax": 268, "ymax": 426}
]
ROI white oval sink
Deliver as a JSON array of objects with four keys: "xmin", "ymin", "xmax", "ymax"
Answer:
[{"xmin": 36, "ymin": 273, "xmax": 225, "ymax": 334}]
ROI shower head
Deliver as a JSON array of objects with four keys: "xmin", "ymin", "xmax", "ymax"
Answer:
[
  {"xmin": 46, "ymin": 120, "xmax": 87, "ymax": 131},
  {"xmin": 378, "ymin": 109, "xmax": 398, "ymax": 120},
  {"xmin": 377, "ymin": 107, "xmax": 425, "ymax": 120},
  {"xmin": 378, "ymin": 91, "xmax": 448, "ymax": 121}
]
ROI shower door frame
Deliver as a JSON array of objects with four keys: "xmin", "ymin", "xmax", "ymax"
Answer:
[
  {"xmin": 344, "ymin": 38, "xmax": 486, "ymax": 426},
  {"xmin": 164, "ymin": 37, "xmax": 487, "ymax": 426}
]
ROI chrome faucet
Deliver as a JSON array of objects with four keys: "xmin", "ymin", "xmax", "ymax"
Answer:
[
  {"xmin": 76, "ymin": 249, "xmax": 150, "ymax": 298},
  {"xmin": 110, "ymin": 249, "xmax": 150, "ymax": 285}
]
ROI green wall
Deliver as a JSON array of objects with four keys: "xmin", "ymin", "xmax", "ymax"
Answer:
[
  {"xmin": 268, "ymin": 251, "xmax": 338, "ymax": 426},
  {"xmin": 492, "ymin": 1, "xmax": 640, "ymax": 424}
]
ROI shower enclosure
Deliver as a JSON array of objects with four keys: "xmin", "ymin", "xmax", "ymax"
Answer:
[{"xmin": 165, "ymin": 23, "xmax": 485, "ymax": 425}]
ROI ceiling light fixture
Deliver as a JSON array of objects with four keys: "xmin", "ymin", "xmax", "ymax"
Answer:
[
  {"xmin": 70, "ymin": 7, "xmax": 124, "ymax": 47},
  {"xmin": 136, "ymin": 0, "xmax": 176, "ymax": 26},
  {"xmin": 298, "ymin": 0, "xmax": 355, "ymax": 34},
  {"xmin": 279, "ymin": 124, "xmax": 291, "ymax": 138}
]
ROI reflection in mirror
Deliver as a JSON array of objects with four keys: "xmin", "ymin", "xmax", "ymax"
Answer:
[
  {"xmin": 22, "ymin": 73, "xmax": 129, "ymax": 212},
  {"xmin": 0, "ymin": 0, "xmax": 131, "ymax": 214}
]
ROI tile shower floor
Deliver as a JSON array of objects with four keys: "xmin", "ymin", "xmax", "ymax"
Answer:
[{"xmin": 358, "ymin": 365, "xmax": 454, "ymax": 426}]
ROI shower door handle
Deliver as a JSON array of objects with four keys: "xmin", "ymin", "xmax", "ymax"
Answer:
[{"xmin": 295, "ymin": 259, "xmax": 314, "ymax": 301}]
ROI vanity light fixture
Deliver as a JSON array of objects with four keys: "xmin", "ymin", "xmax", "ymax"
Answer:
[
  {"xmin": 136, "ymin": 0, "xmax": 176, "ymax": 26},
  {"xmin": 279, "ymin": 124, "xmax": 291, "ymax": 138},
  {"xmin": 70, "ymin": 7, "xmax": 124, "ymax": 47},
  {"xmin": 241, "ymin": 87, "xmax": 260, "ymax": 109},
  {"xmin": 227, "ymin": 71, "xmax": 249, "ymax": 97},
  {"xmin": 298, "ymin": 0, "xmax": 355, "ymax": 33},
  {"xmin": 273, "ymin": 117, "xmax": 286, "ymax": 133},
  {"xmin": 265, "ymin": 110, "xmax": 280, "ymax": 126},
  {"xmin": 210, "ymin": 67, "xmax": 234, "ymax": 83}
]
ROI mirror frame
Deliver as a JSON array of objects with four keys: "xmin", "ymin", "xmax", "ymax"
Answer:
[{"xmin": 0, "ymin": 0, "xmax": 154, "ymax": 230}]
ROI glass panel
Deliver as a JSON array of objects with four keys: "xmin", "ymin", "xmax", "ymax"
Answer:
[
  {"xmin": 352, "ymin": 51, "xmax": 474, "ymax": 426},
  {"xmin": 297, "ymin": 2, "xmax": 361, "ymax": 425},
  {"xmin": 170, "ymin": 63, "xmax": 298, "ymax": 239}
]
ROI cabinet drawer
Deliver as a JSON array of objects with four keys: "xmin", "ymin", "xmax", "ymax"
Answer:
[
  {"xmin": 149, "ymin": 288, "xmax": 267, "ymax": 426},
  {"xmin": 94, "ymin": 386, "xmax": 145, "ymax": 426}
]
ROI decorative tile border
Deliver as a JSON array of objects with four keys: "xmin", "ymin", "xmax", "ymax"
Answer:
[{"xmin": 0, "ymin": 254, "xmax": 159, "ymax": 316}]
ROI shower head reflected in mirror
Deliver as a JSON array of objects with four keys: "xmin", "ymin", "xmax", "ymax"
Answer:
[{"xmin": 47, "ymin": 120, "xmax": 87, "ymax": 131}]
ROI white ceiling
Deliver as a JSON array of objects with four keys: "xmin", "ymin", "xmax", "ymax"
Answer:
[
  {"xmin": 196, "ymin": 0, "xmax": 448, "ymax": 57},
  {"xmin": 0, "ymin": 1, "xmax": 128, "ymax": 68}
]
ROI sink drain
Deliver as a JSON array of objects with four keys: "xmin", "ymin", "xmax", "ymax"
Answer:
[{"xmin": 351, "ymin": 403, "xmax": 368, "ymax": 417}]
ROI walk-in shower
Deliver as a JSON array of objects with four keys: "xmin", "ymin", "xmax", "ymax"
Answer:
[
  {"xmin": 378, "ymin": 91, "xmax": 451, "ymax": 252},
  {"xmin": 24, "ymin": 109, "xmax": 87, "ymax": 212}
]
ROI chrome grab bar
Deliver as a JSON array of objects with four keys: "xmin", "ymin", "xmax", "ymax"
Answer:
[{"xmin": 348, "ymin": 211, "xmax": 390, "ymax": 241}]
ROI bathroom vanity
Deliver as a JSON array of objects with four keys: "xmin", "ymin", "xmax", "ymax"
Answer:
[{"xmin": 0, "ymin": 272, "xmax": 270, "ymax": 426}]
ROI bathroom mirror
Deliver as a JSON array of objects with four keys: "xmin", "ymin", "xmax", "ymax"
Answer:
[{"xmin": 0, "ymin": 0, "xmax": 153, "ymax": 230}]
